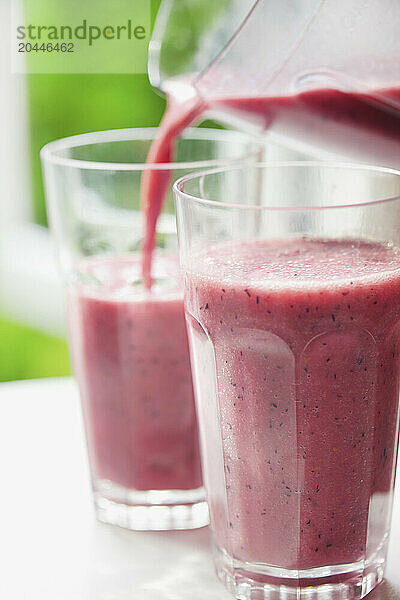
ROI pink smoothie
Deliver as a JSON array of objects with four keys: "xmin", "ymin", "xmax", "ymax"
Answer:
[
  {"xmin": 68, "ymin": 254, "xmax": 202, "ymax": 492},
  {"xmin": 141, "ymin": 86, "xmax": 400, "ymax": 286},
  {"xmin": 184, "ymin": 238, "xmax": 400, "ymax": 569}
]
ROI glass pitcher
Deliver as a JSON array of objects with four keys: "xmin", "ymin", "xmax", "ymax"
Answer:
[{"xmin": 149, "ymin": 0, "xmax": 400, "ymax": 166}]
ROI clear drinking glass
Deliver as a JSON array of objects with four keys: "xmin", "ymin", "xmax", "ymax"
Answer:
[
  {"xmin": 41, "ymin": 127, "xmax": 261, "ymax": 531},
  {"xmin": 174, "ymin": 163, "xmax": 400, "ymax": 596}
]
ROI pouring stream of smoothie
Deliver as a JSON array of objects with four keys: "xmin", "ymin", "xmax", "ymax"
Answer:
[{"xmin": 141, "ymin": 93, "xmax": 205, "ymax": 288}]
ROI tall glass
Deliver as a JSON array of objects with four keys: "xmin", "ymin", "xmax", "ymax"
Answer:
[
  {"xmin": 41, "ymin": 128, "xmax": 261, "ymax": 531},
  {"xmin": 174, "ymin": 163, "xmax": 400, "ymax": 596}
]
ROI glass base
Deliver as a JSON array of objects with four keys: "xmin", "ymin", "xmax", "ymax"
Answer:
[
  {"xmin": 213, "ymin": 539, "xmax": 387, "ymax": 600},
  {"xmin": 93, "ymin": 479, "xmax": 209, "ymax": 530}
]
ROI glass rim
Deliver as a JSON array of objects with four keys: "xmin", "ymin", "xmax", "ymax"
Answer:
[
  {"xmin": 40, "ymin": 127, "xmax": 261, "ymax": 171},
  {"xmin": 173, "ymin": 161, "xmax": 400, "ymax": 212}
]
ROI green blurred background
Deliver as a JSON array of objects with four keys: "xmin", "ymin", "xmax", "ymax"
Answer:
[
  {"xmin": 2, "ymin": 0, "xmax": 228, "ymax": 382},
  {"xmin": 1, "ymin": 1, "xmax": 166, "ymax": 382}
]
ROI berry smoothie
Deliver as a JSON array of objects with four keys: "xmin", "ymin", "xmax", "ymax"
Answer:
[
  {"xmin": 68, "ymin": 254, "xmax": 202, "ymax": 493},
  {"xmin": 184, "ymin": 238, "xmax": 400, "ymax": 570}
]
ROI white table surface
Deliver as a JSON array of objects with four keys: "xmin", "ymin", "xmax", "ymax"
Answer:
[{"xmin": 0, "ymin": 378, "xmax": 399, "ymax": 600}]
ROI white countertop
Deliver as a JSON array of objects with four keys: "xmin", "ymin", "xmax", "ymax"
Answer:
[{"xmin": 0, "ymin": 378, "xmax": 399, "ymax": 600}]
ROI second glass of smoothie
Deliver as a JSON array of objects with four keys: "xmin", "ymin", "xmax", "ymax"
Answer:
[
  {"xmin": 41, "ymin": 127, "xmax": 260, "ymax": 530},
  {"xmin": 174, "ymin": 163, "xmax": 400, "ymax": 596}
]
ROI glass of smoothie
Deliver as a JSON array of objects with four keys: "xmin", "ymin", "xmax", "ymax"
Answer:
[
  {"xmin": 41, "ymin": 127, "xmax": 261, "ymax": 530},
  {"xmin": 174, "ymin": 162, "xmax": 400, "ymax": 596}
]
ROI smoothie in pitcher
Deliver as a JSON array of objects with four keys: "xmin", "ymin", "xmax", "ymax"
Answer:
[{"xmin": 185, "ymin": 237, "xmax": 400, "ymax": 569}]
